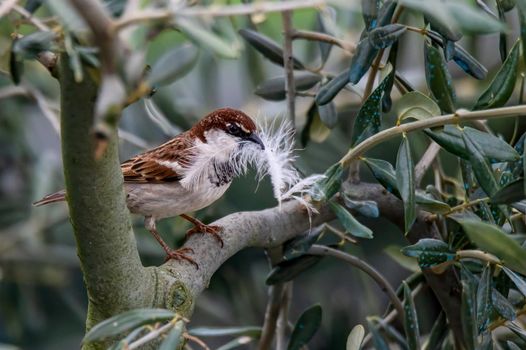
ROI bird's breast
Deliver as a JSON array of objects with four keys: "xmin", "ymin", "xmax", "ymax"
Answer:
[{"xmin": 125, "ymin": 180, "xmax": 231, "ymax": 219}]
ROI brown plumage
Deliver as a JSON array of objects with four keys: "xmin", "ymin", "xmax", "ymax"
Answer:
[{"xmin": 34, "ymin": 108, "xmax": 263, "ymax": 268}]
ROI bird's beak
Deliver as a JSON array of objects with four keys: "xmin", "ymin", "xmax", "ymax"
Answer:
[{"xmin": 246, "ymin": 133, "xmax": 265, "ymax": 150}]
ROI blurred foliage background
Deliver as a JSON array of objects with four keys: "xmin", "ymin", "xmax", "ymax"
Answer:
[{"xmin": 0, "ymin": 0, "xmax": 525, "ymax": 349}]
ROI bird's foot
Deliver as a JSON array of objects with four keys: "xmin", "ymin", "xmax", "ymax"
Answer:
[
  {"xmin": 164, "ymin": 247, "xmax": 199, "ymax": 269},
  {"xmin": 186, "ymin": 224, "xmax": 224, "ymax": 247}
]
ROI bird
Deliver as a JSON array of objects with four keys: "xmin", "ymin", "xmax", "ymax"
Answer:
[{"xmin": 34, "ymin": 108, "xmax": 265, "ymax": 268}]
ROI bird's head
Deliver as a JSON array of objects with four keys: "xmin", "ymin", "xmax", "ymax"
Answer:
[{"xmin": 192, "ymin": 108, "xmax": 265, "ymax": 151}]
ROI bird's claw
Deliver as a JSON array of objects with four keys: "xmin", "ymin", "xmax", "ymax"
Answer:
[
  {"xmin": 164, "ymin": 247, "xmax": 199, "ymax": 269},
  {"xmin": 186, "ymin": 224, "xmax": 224, "ymax": 247}
]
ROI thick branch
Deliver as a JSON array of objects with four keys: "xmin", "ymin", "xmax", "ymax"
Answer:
[{"xmin": 59, "ymin": 54, "xmax": 154, "ymax": 340}]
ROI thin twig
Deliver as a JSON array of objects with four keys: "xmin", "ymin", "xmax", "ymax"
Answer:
[
  {"xmin": 414, "ymin": 141, "xmax": 441, "ymax": 186},
  {"xmin": 276, "ymin": 283, "xmax": 292, "ymax": 350},
  {"xmin": 340, "ymin": 105, "xmax": 526, "ymax": 167},
  {"xmin": 308, "ymin": 245, "xmax": 405, "ymax": 320},
  {"xmin": 258, "ymin": 284, "xmax": 286, "ymax": 350},
  {"xmin": 114, "ymin": 0, "xmax": 326, "ymax": 29},
  {"xmin": 362, "ymin": 283, "xmax": 424, "ymax": 346},
  {"xmin": 291, "ymin": 29, "xmax": 355, "ymax": 53},
  {"xmin": 12, "ymin": 4, "xmax": 50, "ymax": 31},
  {"xmin": 128, "ymin": 320, "xmax": 179, "ymax": 350},
  {"xmin": 282, "ymin": 10, "xmax": 296, "ymax": 129},
  {"xmin": 456, "ymin": 250, "xmax": 501, "ymax": 265}
]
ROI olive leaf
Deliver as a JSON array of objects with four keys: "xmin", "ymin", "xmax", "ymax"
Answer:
[
  {"xmin": 396, "ymin": 135, "xmax": 416, "ymax": 233},
  {"xmin": 424, "ymin": 41, "xmax": 456, "ymax": 113}
]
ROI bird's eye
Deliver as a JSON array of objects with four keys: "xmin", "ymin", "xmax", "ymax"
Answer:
[{"xmin": 227, "ymin": 123, "xmax": 241, "ymax": 135}]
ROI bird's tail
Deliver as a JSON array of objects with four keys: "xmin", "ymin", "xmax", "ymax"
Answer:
[{"xmin": 33, "ymin": 190, "xmax": 66, "ymax": 206}]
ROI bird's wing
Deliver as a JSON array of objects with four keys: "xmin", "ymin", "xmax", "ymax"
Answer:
[{"xmin": 121, "ymin": 133, "xmax": 194, "ymax": 183}]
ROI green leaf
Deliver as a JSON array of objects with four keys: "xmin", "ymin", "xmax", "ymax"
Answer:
[
  {"xmin": 506, "ymin": 321, "xmax": 526, "ymax": 342},
  {"xmin": 12, "ymin": 31, "xmax": 56, "ymax": 59},
  {"xmin": 287, "ymin": 304, "xmax": 322, "ymax": 350},
  {"xmin": 476, "ymin": 264, "xmax": 492, "ymax": 332},
  {"xmin": 351, "ymin": 64, "xmax": 394, "ymax": 145},
  {"xmin": 315, "ymin": 70, "xmax": 350, "ymax": 106},
  {"xmin": 363, "ymin": 158, "xmax": 399, "ymax": 196},
  {"xmin": 415, "ymin": 192, "xmax": 451, "ymax": 214},
  {"xmin": 361, "ymin": 0, "xmax": 379, "ymax": 30},
  {"xmin": 46, "ymin": 0, "xmax": 88, "ymax": 33},
  {"xmin": 425, "ymin": 126, "xmax": 519, "ymax": 162},
  {"xmin": 349, "ymin": 37, "xmax": 379, "ymax": 84},
  {"xmin": 342, "ymin": 196, "xmax": 379, "ymax": 218},
  {"xmin": 303, "ymin": 103, "xmax": 331, "ymax": 145},
  {"xmin": 447, "ymin": 2, "xmax": 507, "ymax": 34},
  {"xmin": 366, "ymin": 318, "xmax": 389, "ymax": 350},
  {"xmin": 461, "ymin": 277, "xmax": 477, "ymax": 350},
  {"xmin": 491, "ymin": 178, "xmax": 525, "ymax": 204},
  {"xmin": 346, "ymin": 324, "xmax": 365, "ymax": 350},
  {"xmin": 159, "ymin": 321, "xmax": 184, "ymax": 350},
  {"xmin": 238, "ymin": 29, "xmax": 304, "ymax": 69},
  {"xmin": 394, "ymin": 91, "xmax": 441, "ymax": 122},
  {"xmin": 266, "ymin": 255, "xmax": 322, "ymax": 285},
  {"xmin": 491, "ymin": 288, "xmax": 516, "ymax": 321},
  {"xmin": 216, "ymin": 336, "xmax": 255, "ymax": 350},
  {"xmin": 255, "ymin": 72, "xmax": 321, "ymax": 101},
  {"xmin": 455, "ymin": 218, "xmax": 526, "ymax": 275},
  {"xmin": 318, "ymin": 102, "xmax": 338, "ymax": 128},
  {"xmin": 425, "ymin": 312, "xmax": 448, "ymax": 350},
  {"xmin": 396, "ymin": 135, "xmax": 416, "ymax": 233},
  {"xmin": 189, "ymin": 326, "xmax": 261, "ymax": 338},
  {"xmin": 329, "ymin": 202, "xmax": 374, "ymax": 239},
  {"xmin": 377, "ymin": 1, "xmax": 397, "ymax": 27},
  {"xmin": 401, "ymin": 239, "xmax": 455, "ymax": 269},
  {"xmin": 502, "ymin": 267, "xmax": 526, "ymax": 297},
  {"xmin": 178, "ymin": 19, "xmax": 240, "ymax": 59},
  {"xmin": 316, "ymin": 7, "xmax": 337, "ymax": 67},
  {"xmin": 368, "ymin": 24, "xmax": 407, "ymax": 49},
  {"xmin": 461, "ymin": 129, "xmax": 500, "ymax": 197},
  {"xmin": 403, "ymin": 282, "xmax": 420, "ymax": 350},
  {"xmin": 147, "ymin": 44, "xmax": 199, "ymax": 87},
  {"xmin": 83, "ymin": 309, "xmax": 175, "ymax": 343},
  {"xmin": 311, "ymin": 163, "xmax": 343, "ymax": 201},
  {"xmin": 385, "ymin": 245, "xmax": 420, "ymax": 272},
  {"xmin": 424, "ymin": 41, "xmax": 456, "ymax": 113},
  {"xmin": 474, "ymin": 39, "xmax": 520, "ymax": 110},
  {"xmin": 400, "ymin": 0, "xmax": 460, "ymax": 41},
  {"xmin": 283, "ymin": 226, "xmax": 323, "ymax": 260}
]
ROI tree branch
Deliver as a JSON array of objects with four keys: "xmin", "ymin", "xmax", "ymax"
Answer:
[
  {"xmin": 340, "ymin": 105, "xmax": 526, "ymax": 167},
  {"xmin": 59, "ymin": 54, "xmax": 154, "ymax": 348}
]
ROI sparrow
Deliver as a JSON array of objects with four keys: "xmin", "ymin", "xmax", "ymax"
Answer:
[{"xmin": 34, "ymin": 108, "xmax": 265, "ymax": 268}]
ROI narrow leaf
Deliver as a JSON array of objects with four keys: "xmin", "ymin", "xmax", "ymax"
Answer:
[
  {"xmin": 318, "ymin": 102, "xmax": 338, "ymax": 128},
  {"xmin": 366, "ymin": 318, "xmax": 389, "ymax": 350},
  {"xmin": 266, "ymin": 255, "xmax": 322, "ymax": 285},
  {"xmin": 177, "ymin": 19, "xmax": 240, "ymax": 59},
  {"xmin": 159, "ymin": 321, "xmax": 184, "ymax": 350},
  {"xmin": 461, "ymin": 279, "xmax": 477, "ymax": 350},
  {"xmin": 395, "ymin": 91, "xmax": 441, "ymax": 122},
  {"xmin": 403, "ymin": 282, "xmax": 420, "ymax": 350},
  {"xmin": 352, "ymin": 64, "xmax": 394, "ymax": 145},
  {"xmin": 424, "ymin": 41, "xmax": 456, "ymax": 113},
  {"xmin": 349, "ymin": 38, "xmax": 379, "ymax": 84},
  {"xmin": 363, "ymin": 158, "xmax": 399, "ymax": 196},
  {"xmin": 491, "ymin": 288, "xmax": 516, "ymax": 321},
  {"xmin": 476, "ymin": 264, "xmax": 492, "ymax": 332},
  {"xmin": 255, "ymin": 73, "xmax": 321, "ymax": 101},
  {"xmin": 415, "ymin": 192, "xmax": 451, "ymax": 214},
  {"xmin": 425, "ymin": 312, "xmax": 448, "ymax": 350},
  {"xmin": 368, "ymin": 24, "xmax": 407, "ymax": 49},
  {"xmin": 401, "ymin": 239, "xmax": 455, "ymax": 268},
  {"xmin": 329, "ymin": 202, "xmax": 374, "ymax": 239},
  {"xmin": 283, "ymin": 226, "xmax": 323, "ymax": 260},
  {"xmin": 147, "ymin": 44, "xmax": 199, "ymax": 87},
  {"xmin": 474, "ymin": 39, "xmax": 519, "ymax": 110},
  {"xmin": 311, "ymin": 163, "xmax": 343, "ymax": 201},
  {"xmin": 346, "ymin": 324, "xmax": 365, "ymax": 350},
  {"xmin": 461, "ymin": 129, "xmax": 500, "ymax": 197},
  {"xmin": 491, "ymin": 178, "xmax": 525, "ymax": 204},
  {"xmin": 239, "ymin": 29, "xmax": 303, "ymax": 69},
  {"xmin": 287, "ymin": 304, "xmax": 322, "ymax": 350},
  {"xmin": 83, "ymin": 309, "xmax": 175, "ymax": 343},
  {"xmin": 455, "ymin": 218, "xmax": 526, "ymax": 275},
  {"xmin": 502, "ymin": 267, "xmax": 526, "ymax": 296},
  {"xmin": 396, "ymin": 135, "xmax": 416, "ymax": 233},
  {"xmin": 189, "ymin": 326, "xmax": 261, "ymax": 338},
  {"xmin": 315, "ymin": 70, "xmax": 350, "ymax": 105}
]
